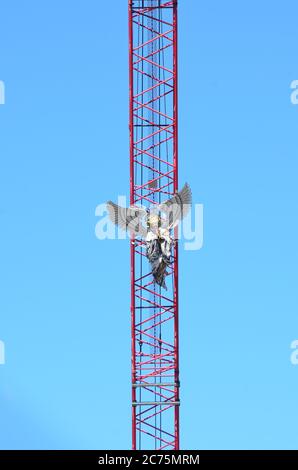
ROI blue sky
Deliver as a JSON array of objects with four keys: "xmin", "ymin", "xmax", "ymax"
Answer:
[{"xmin": 0, "ymin": 0, "xmax": 298, "ymax": 449}]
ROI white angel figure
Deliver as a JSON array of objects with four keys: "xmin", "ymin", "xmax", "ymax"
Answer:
[{"xmin": 106, "ymin": 183, "xmax": 192, "ymax": 289}]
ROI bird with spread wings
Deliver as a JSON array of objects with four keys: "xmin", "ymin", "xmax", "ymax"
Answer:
[{"xmin": 106, "ymin": 183, "xmax": 192, "ymax": 289}]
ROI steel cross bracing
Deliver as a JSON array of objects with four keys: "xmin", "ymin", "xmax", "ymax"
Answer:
[{"xmin": 129, "ymin": 0, "xmax": 179, "ymax": 450}]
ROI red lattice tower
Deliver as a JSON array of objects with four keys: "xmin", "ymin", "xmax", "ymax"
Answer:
[{"xmin": 129, "ymin": 0, "xmax": 179, "ymax": 450}]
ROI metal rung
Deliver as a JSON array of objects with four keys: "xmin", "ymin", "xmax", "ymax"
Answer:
[
  {"xmin": 132, "ymin": 7, "xmax": 174, "ymax": 10},
  {"xmin": 132, "ymin": 401, "xmax": 180, "ymax": 406},
  {"xmin": 134, "ymin": 124, "xmax": 170, "ymax": 127},
  {"xmin": 132, "ymin": 382, "xmax": 178, "ymax": 387}
]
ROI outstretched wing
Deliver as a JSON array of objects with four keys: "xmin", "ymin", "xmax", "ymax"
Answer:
[
  {"xmin": 158, "ymin": 182, "xmax": 192, "ymax": 229},
  {"xmin": 106, "ymin": 201, "xmax": 147, "ymax": 238}
]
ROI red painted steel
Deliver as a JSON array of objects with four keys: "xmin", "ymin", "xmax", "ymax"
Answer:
[{"xmin": 129, "ymin": 0, "xmax": 179, "ymax": 450}]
